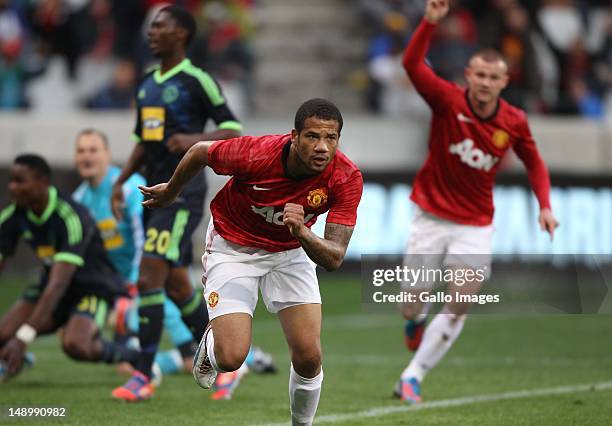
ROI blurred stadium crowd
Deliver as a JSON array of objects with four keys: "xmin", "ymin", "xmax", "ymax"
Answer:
[
  {"xmin": 361, "ymin": 0, "xmax": 612, "ymax": 119},
  {"xmin": 0, "ymin": 0, "xmax": 254, "ymax": 112},
  {"xmin": 0, "ymin": 0, "xmax": 610, "ymax": 120}
]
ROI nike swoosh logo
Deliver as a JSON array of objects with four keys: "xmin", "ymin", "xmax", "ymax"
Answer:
[
  {"xmin": 253, "ymin": 185, "xmax": 273, "ymax": 191},
  {"xmin": 457, "ymin": 113, "xmax": 474, "ymax": 123}
]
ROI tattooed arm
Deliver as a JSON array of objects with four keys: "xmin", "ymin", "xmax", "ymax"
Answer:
[{"xmin": 283, "ymin": 203, "xmax": 354, "ymax": 271}]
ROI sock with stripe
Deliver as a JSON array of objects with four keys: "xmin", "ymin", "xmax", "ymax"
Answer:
[
  {"xmin": 101, "ymin": 340, "xmax": 140, "ymax": 366},
  {"xmin": 136, "ymin": 289, "xmax": 165, "ymax": 378},
  {"xmin": 177, "ymin": 291, "xmax": 209, "ymax": 342}
]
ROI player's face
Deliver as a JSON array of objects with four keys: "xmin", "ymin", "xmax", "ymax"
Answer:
[
  {"xmin": 291, "ymin": 117, "xmax": 340, "ymax": 174},
  {"xmin": 465, "ymin": 57, "xmax": 509, "ymax": 105},
  {"xmin": 74, "ymin": 134, "xmax": 110, "ymax": 182},
  {"xmin": 8, "ymin": 164, "xmax": 47, "ymax": 209},
  {"xmin": 148, "ymin": 11, "xmax": 182, "ymax": 57}
]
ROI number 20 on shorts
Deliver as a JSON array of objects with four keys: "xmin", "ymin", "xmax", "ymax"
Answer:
[{"xmin": 144, "ymin": 228, "xmax": 171, "ymax": 255}]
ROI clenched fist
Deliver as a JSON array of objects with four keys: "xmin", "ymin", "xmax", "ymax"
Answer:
[
  {"xmin": 425, "ymin": 0, "xmax": 449, "ymax": 24},
  {"xmin": 283, "ymin": 203, "xmax": 307, "ymax": 238}
]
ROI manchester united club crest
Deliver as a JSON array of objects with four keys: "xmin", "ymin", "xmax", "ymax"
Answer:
[
  {"xmin": 307, "ymin": 188, "xmax": 328, "ymax": 208},
  {"xmin": 492, "ymin": 130, "xmax": 509, "ymax": 149},
  {"xmin": 208, "ymin": 291, "xmax": 219, "ymax": 308}
]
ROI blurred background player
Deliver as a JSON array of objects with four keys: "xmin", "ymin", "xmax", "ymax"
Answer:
[
  {"xmin": 72, "ymin": 128, "xmax": 195, "ymax": 381},
  {"xmin": 73, "ymin": 128, "xmax": 276, "ymax": 398},
  {"xmin": 395, "ymin": 0, "xmax": 559, "ymax": 404},
  {"xmin": 140, "ymin": 98, "xmax": 363, "ymax": 426},
  {"xmin": 0, "ymin": 154, "xmax": 139, "ymax": 381},
  {"xmin": 110, "ymin": 5, "xmax": 243, "ymax": 401}
]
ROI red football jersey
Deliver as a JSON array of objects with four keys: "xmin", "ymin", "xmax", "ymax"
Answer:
[
  {"xmin": 207, "ymin": 134, "xmax": 363, "ymax": 252},
  {"xmin": 403, "ymin": 20, "xmax": 551, "ymax": 226}
]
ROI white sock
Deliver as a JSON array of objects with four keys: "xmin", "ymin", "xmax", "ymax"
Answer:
[
  {"xmin": 289, "ymin": 364, "xmax": 323, "ymax": 426},
  {"xmin": 401, "ymin": 312, "xmax": 466, "ymax": 382},
  {"xmin": 204, "ymin": 329, "xmax": 226, "ymax": 373}
]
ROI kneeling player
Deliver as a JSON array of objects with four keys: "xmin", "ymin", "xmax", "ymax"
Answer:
[
  {"xmin": 141, "ymin": 99, "xmax": 363, "ymax": 425},
  {"xmin": 0, "ymin": 155, "xmax": 138, "ymax": 380}
]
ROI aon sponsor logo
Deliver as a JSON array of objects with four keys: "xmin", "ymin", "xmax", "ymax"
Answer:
[
  {"xmin": 251, "ymin": 205, "xmax": 315, "ymax": 226},
  {"xmin": 449, "ymin": 139, "xmax": 499, "ymax": 172}
]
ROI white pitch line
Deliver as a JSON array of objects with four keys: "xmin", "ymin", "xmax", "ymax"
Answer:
[
  {"xmin": 322, "ymin": 354, "xmax": 612, "ymax": 367},
  {"xmin": 257, "ymin": 381, "xmax": 612, "ymax": 426}
]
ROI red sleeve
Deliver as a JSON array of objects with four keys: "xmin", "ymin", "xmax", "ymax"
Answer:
[
  {"xmin": 207, "ymin": 136, "xmax": 259, "ymax": 178},
  {"xmin": 512, "ymin": 117, "xmax": 552, "ymax": 210},
  {"xmin": 402, "ymin": 19, "xmax": 455, "ymax": 110},
  {"xmin": 326, "ymin": 170, "xmax": 363, "ymax": 226}
]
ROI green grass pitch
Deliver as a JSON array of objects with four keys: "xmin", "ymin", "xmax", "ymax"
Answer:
[{"xmin": 1, "ymin": 274, "xmax": 612, "ymax": 425}]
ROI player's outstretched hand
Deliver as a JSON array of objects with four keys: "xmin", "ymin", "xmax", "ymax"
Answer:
[
  {"xmin": 539, "ymin": 208, "xmax": 559, "ymax": 241},
  {"xmin": 111, "ymin": 183, "xmax": 125, "ymax": 221},
  {"xmin": 425, "ymin": 0, "xmax": 449, "ymax": 24},
  {"xmin": 283, "ymin": 203, "xmax": 307, "ymax": 238},
  {"xmin": 139, "ymin": 183, "xmax": 176, "ymax": 209}
]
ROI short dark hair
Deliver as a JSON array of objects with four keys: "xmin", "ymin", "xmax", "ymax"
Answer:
[
  {"xmin": 14, "ymin": 154, "xmax": 52, "ymax": 180},
  {"xmin": 294, "ymin": 98, "xmax": 343, "ymax": 134},
  {"xmin": 470, "ymin": 49, "xmax": 508, "ymax": 66},
  {"xmin": 76, "ymin": 128, "xmax": 109, "ymax": 149},
  {"xmin": 160, "ymin": 5, "xmax": 197, "ymax": 47}
]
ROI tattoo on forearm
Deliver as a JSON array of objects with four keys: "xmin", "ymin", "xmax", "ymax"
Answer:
[
  {"xmin": 324, "ymin": 223, "xmax": 354, "ymax": 249},
  {"xmin": 298, "ymin": 223, "xmax": 354, "ymax": 271}
]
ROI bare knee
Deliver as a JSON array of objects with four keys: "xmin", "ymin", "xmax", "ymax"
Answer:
[
  {"xmin": 215, "ymin": 342, "xmax": 249, "ymax": 372},
  {"xmin": 62, "ymin": 337, "xmax": 91, "ymax": 361},
  {"xmin": 166, "ymin": 268, "xmax": 195, "ymax": 303},
  {"xmin": 291, "ymin": 346, "xmax": 322, "ymax": 378},
  {"xmin": 165, "ymin": 284, "xmax": 191, "ymax": 305},
  {"xmin": 137, "ymin": 275, "xmax": 161, "ymax": 293},
  {"xmin": 138, "ymin": 258, "xmax": 169, "ymax": 293}
]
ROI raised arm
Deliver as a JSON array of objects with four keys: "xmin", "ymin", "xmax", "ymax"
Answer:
[
  {"xmin": 140, "ymin": 141, "xmax": 214, "ymax": 208},
  {"xmin": 402, "ymin": 0, "xmax": 452, "ymax": 107}
]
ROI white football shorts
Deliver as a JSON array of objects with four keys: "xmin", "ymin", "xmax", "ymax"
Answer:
[
  {"xmin": 201, "ymin": 219, "xmax": 321, "ymax": 320},
  {"xmin": 403, "ymin": 205, "xmax": 494, "ymax": 290}
]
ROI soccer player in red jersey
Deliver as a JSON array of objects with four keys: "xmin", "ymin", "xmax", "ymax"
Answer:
[
  {"xmin": 395, "ymin": 0, "xmax": 559, "ymax": 403},
  {"xmin": 140, "ymin": 98, "xmax": 363, "ymax": 425}
]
